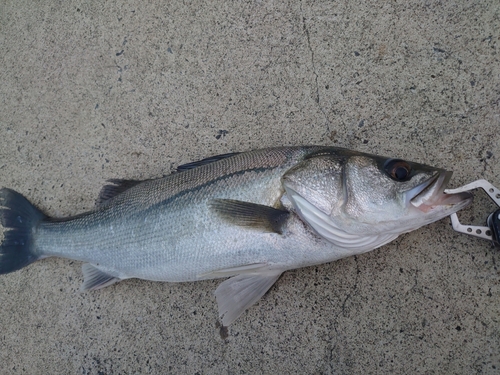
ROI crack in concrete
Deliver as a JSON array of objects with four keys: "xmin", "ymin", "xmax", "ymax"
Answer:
[
  {"xmin": 302, "ymin": 16, "xmax": 320, "ymax": 105},
  {"xmin": 341, "ymin": 256, "xmax": 361, "ymax": 317},
  {"xmin": 301, "ymin": 14, "xmax": 332, "ymax": 134}
]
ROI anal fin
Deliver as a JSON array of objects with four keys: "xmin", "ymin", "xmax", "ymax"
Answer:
[
  {"xmin": 81, "ymin": 263, "xmax": 121, "ymax": 291},
  {"xmin": 215, "ymin": 269, "xmax": 282, "ymax": 326}
]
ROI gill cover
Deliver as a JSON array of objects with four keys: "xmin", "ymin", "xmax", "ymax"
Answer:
[
  {"xmin": 284, "ymin": 185, "xmax": 399, "ymax": 252},
  {"xmin": 281, "ymin": 151, "xmax": 444, "ymax": 249}
]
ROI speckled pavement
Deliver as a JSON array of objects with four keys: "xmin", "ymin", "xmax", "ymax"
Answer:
[{"xmin": 0, "ymin": 1, "xmax": 499, "ymax": 373}]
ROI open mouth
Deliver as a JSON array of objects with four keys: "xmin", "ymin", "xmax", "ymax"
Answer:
[{"xmin": 409, "ymin": 171, "xmax": 472, "ymax": 212}]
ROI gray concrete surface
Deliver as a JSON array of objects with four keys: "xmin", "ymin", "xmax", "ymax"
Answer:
[{"xmin": 0, "ymin": 0, "xmax": 499, "ymax": 373}]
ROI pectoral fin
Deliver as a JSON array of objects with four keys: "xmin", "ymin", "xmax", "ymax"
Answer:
[
  {"xmin": 210, "ymin": 199, "xmax": 289, "ymax": 234},
  {"xmin": 215, "ymin": 270, "xmax": 283, "ymax": 326}
]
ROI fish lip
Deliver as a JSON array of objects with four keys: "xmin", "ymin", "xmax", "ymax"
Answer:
[
  {"xmin": 406, "ymin": 173, "xmax": 439, "ymax": 205},
  {"xmin": 409, "ymin": 171, "xmax": 472, "ymax": 211}
]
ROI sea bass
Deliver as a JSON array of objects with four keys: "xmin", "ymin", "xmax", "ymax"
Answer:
[{"xmin": 0, "ymin": 146, "xmax": 471, "ymax": 325}]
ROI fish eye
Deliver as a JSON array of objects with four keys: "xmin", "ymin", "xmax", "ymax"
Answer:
[{"xmin": 384, "ymin": 159, "xmax": 412, "ymax": 181}]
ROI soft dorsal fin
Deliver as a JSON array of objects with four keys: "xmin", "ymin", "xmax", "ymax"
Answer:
[
  {"xmin": 210, "ymin": 199, "xmax": 289, "ymax": 234},
  {"xmin": 96, "ymin": 179, "xmax": 144, "ymax": 205},
  {"xmin": 176, "ymin": 152, "xmax": 240, "ymax": 172}
]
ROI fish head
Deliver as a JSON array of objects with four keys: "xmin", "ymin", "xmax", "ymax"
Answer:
[{"xmin": 282, "ymin": 149, "xmax": 472, "ymax": 243}]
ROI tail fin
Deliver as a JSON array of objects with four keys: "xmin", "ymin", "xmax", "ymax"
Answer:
[{"xmin": 0, "ymin": 188, "xmax": 46, "ymax": 274}]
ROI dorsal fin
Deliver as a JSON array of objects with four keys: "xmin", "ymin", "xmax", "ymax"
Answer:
[
  {"xmin": 95, "ymin": 152, "xmax": 239, "ymax": 204},
  {"xmin": 210, "ymin": 199, "xmax": 289, "ymax": 234},
  {"xmin": 96, "ymin": 179, "xmax": 144, "ymax": 205},
  {"xmin": 176, "ymin": 152, "xmax": 240, "ymax": 172}
]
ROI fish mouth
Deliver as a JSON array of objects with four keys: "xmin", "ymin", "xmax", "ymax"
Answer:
[{"xmin": 408, "ymin": 171, "xmax": 472, "ymax": 212}]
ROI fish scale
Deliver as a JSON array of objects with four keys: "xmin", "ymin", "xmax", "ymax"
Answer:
[
  {"xmin": 35, "ymin": 148, "xmax": 309, "ymax": 278},
  {"xmin": 0, "ymin": 146, "xmax": 472, "ymax": 325}
]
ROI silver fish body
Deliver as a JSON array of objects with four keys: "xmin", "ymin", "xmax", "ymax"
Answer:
[
  {"xmin": 0, "ymin": 146, "xmax": 472, "ymax": 325},
  {"xmin": 37, "ymin": 147, "xmax": 327, "ymax": 281}
]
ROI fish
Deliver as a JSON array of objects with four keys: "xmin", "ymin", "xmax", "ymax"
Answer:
[{"xmin": 0, "ymin": 146, "xmax": 472, "ymax": 325}]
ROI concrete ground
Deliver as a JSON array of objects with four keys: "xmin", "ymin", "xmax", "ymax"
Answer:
[{"xmin": 0, "ymin": 1, "xmax": 499, "ymax": 373}]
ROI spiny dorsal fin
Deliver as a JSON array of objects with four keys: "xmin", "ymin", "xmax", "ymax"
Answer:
[
  {"xmin": 210, "ymin": 199, "xmax": 289, "ymax": 234},
  {"xmin": 176, "ymin": 152, "xmax": 240, "ymax": 172},
  {"xmin": 96, "ymin": 179, "xmax": 144, "ymax": 205}
]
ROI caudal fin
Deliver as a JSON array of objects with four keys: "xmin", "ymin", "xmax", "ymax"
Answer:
[{"xmin": 0, "ymin": 188, "xmax": 46, "ymax": 274}]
